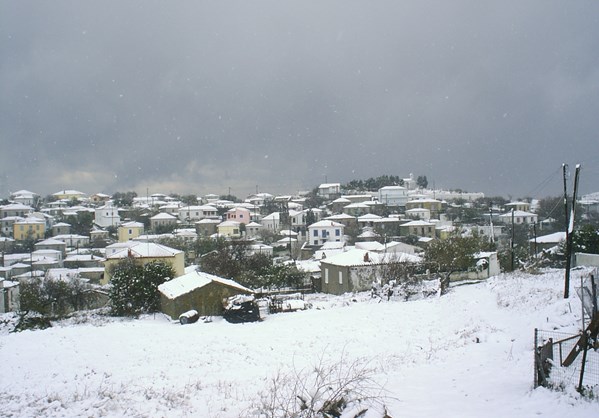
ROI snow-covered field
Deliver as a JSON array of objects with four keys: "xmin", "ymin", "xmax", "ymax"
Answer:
[{"xmin": 1, "ymin": 269, "xmax": 598, "ymax": 417}]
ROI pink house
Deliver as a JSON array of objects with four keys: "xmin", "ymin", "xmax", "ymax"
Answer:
[{"xmin": 226, "ymin": 207, "xmax": 251, "ymax": 225}]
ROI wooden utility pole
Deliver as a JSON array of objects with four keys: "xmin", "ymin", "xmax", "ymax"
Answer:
[
  {"xmin": 510, "ymin": 208, "xmax": 515, "ymax": 271},
  {"xmin": 563, "ymin": 164, "xmax": 581, "ymax": 298}
]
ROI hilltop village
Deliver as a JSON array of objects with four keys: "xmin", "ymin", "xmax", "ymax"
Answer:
[{"xmin": 1, "ymin": 175, "xmax": 598, "ymax": 318}]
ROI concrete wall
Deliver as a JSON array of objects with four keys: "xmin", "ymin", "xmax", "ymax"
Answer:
[{"xmin": 574, "ymin": 252, "xmax": 599, "ymax": 268}]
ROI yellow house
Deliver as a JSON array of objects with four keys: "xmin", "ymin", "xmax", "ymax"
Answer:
[
  {"xmin": 118, "ymin": 221, "xmax": 145, "ymax": 242},
  {"xmin": 13, "ymin": 218, "xmax": 46, "ymax": 241},
  {"xmin": 405, "ymin": 198, "xmax": 444, "ymax": 218},
  {"xmin": 217, "ymin": 221, "xmax": 242, "ymax": 238},
  {"xmin": 52, "ymin": 190, "xmax": 87, "ymax": 201},
  {"xmin": 102, "ymin": 242, "xmax": 185, "ymax": 284}
]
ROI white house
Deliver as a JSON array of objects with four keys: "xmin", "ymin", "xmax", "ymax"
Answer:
[
  {"xmin": 307, "ymin": 220, "xmax": 345, "ymax": 246},
  {"xmin": 9, "ymin": 190, "xmax": 38, "ymax": 206},
  {"xmin": 94, "ymin": 203, "xmax": 121, "ymax": 228},
  {"xmin": 405, "ymin": 207, "xmax": 431, "ymax": 221},
  {"xmin": 150, "ymin": 212, "xmax": 178, "ymax": 231},
  {"xmin": 499, "ymin": 210, "xmax": 538, "ymax": 225},
  {"xmin": 53, "ymin": 234, "xmax": 91, "ymax": 248},
  {"xmin": 245, "ymin": 243, "xmax": 274, "ymax": 257},
  {"xmin": 288, "ymin": 209, "xmax": 309, "ymax": 230},
  {"xmin": 504, "ymin": 201, "xmax": 531, "ymax": 212},
  {"xmin": 0, "ymin": 203, "xmax": 33, "ymax": 219},
  {"xmin": 261, "ymin": 212, "xmax": 280, "ymax": 231},
  {"xmin": 318, "ymin": 183, "xmax": 341, "ymax": 199},
  {"xmin": 378, "ymin": 186, "xmax": 409, "ymax": 207},
  {"xmin": 0, "ymin": 280, "xmax": 20, "ymax": 313},
  {"xmin": 245, "ymin": 221, "xmax": 263, "ymax": 239},
  {"xmin": 178, "ymin": 205, "xmax": 218, "ymax": 222}
]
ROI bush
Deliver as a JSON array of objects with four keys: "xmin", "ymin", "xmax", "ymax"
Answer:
[
  {"xmin": 250, "ymin": 352, "xmax": 390, "ymax": 417},
  {"xmin": 109, "ymin": 259, "xmax": 174, "ymax": 316},
  {"xmin": 19, "ymin": 277, "xmax": 92, "ymax": 318}
]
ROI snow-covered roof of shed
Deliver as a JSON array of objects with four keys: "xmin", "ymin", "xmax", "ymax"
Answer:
[
  {"xmin": 158, "ymin": 270, "xmax": 252, "ymax": 299},
  {"xmin": 530, "ymin": 231, "xmax": 566, "ymax": 243}
]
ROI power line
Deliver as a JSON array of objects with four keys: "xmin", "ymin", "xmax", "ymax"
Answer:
[{"xmin": 524, "ymin": 167, "xmax": 562, "ymax": 197}]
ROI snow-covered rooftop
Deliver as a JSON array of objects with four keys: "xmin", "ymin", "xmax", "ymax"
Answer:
[
  {"xmin": 108, "ymin": 242, "xmax": 183, "ymax": 259},
  {"xmin": 158, "ymin": 270, "xmax": 252, "ymax": 299}
]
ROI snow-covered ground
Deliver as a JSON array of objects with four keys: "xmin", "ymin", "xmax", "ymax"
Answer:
[{"xmin": 1, "ymin": 269, "xmax": 598, "ymax": 417}]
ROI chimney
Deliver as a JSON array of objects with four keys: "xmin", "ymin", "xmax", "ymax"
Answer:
[{"xmin": 363, "ymin": 252, "xmax": 370, "ymax": 262}]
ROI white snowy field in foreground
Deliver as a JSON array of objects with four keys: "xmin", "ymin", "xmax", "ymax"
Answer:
[{"xmin": 1, "ymin": 269, "xmax": 598, "ymax": 417}]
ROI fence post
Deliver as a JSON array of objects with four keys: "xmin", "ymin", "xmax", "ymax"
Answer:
[
  {"xmin": 534, "ymin": 328, "xmax": 539, "ymax": 388},
  {"xmin": 578, "ymin": 332, "xmax": 589, "ymax": 393}
]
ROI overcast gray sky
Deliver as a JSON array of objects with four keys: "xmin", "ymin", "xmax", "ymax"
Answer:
[{"xmin": 1, "ymin": 1, "xmax": 598, "ymax": 200}]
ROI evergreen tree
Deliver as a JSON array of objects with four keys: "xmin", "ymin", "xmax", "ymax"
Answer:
[
  {"xmin": 109, "ymin": 259, "xmax": 174, "ymax": 316},
  {"xmin": 573, "ymin": 224, "xmax": 599, "ymax": 254},
  {"xmin": 424, "ymin": 233, "xmax": 490, "ymax": 273}
]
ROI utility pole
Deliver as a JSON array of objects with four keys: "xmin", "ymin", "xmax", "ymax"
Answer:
[
  {"xmin": 563, "ymin": 164, "xmax": 581, "ymax": 298},
  {"xmin": 489, "ymin": 202, "xmax": 495, "ymax": 244},
  {"xmin": 510, "ymin": 208, "xmax": 515, "ymax": 271},
  {"xmin": 533, "ymin": 222, "xmax": 538, "ymax": 259}
]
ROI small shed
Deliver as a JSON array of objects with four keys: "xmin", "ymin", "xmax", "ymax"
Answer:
[{"xmin": 158, "ymin": 270, "xmax": 253, "ymax": 319}]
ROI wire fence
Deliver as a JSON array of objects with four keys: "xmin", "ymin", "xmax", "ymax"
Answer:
[
  {"xmin": 535, "ymin": 329, "xmax": 599, "ymax": 396},
  {"xmin": 533, "ymin": 268, "xmax": 599, "ymax": 396}
]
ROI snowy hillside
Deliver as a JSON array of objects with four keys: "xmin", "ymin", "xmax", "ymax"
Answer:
[{"xmin": 1, "ymin": 269, "xmax": 598, "ymax": 417}]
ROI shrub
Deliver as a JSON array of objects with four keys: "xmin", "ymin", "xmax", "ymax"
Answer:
[
  {"xmin": 109, "ymin": 259, "xmax": 174, "ymax": 316},
  {"xmin": 250, "ymin": 351, "xmax": 390, "ymax": 417}
]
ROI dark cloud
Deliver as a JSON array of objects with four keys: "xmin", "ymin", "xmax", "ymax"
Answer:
[{"xmin": 1, "ymin": 1, "xmax": 598, "ymax": 199}]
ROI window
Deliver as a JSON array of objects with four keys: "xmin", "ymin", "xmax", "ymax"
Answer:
[
  {"xmin": 335, "ymin": 229, "xmax": 340, "ymax": 236},
  {"xmin": 338, "ymin": 271, "xmax": 343, "ymax": 284},
  {"xmin": 314, "ymin": 230, "xmax": 318, "ymax": 237},
  {"xmin": 129, "ymin": 229, "xmax": 132, "ymax": 234},
  {"xmin": 325, "ymin": 268, "xmax": 329, "ymax": 284}
]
